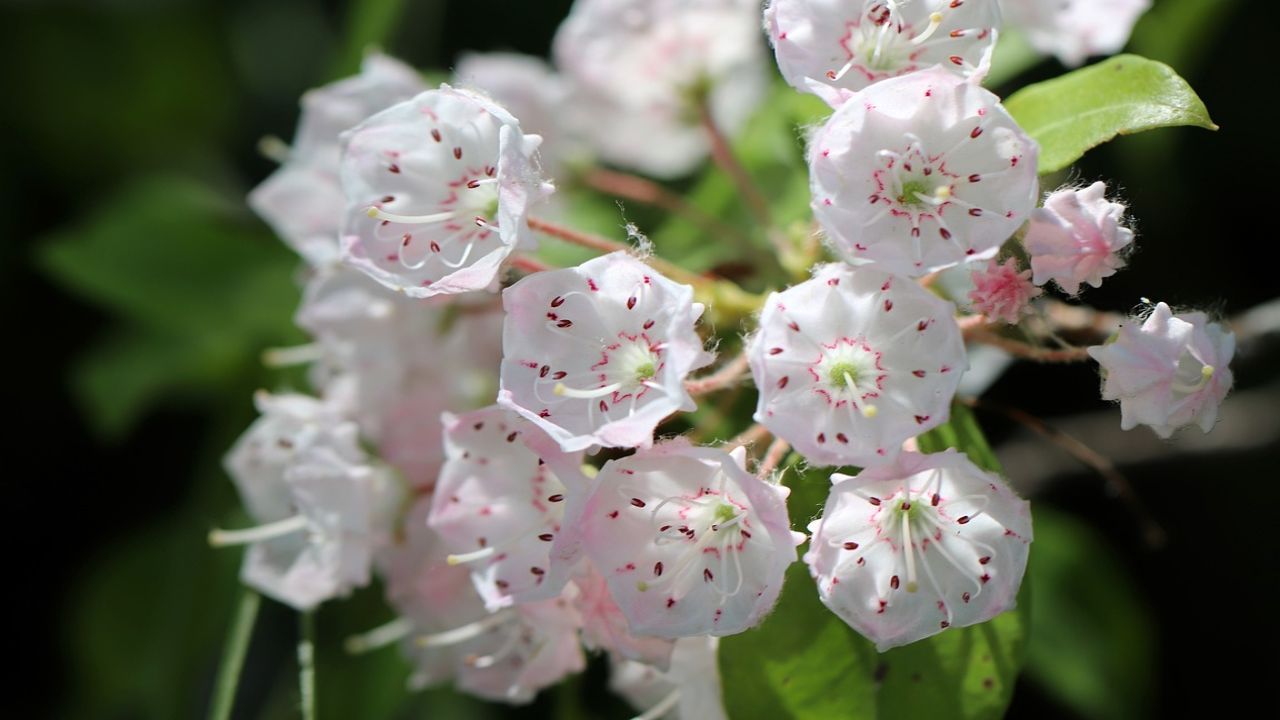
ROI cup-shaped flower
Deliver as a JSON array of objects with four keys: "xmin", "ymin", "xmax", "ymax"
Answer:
[
  {"xmin": 428, "ymin": 406, "xmax": 587, "ymax": 611},
  {"xmin": 1087, "ymin": 302, "xmax": 1234, "ymax": 439},
  {"xmin": 766, "ymin": 0, "xmax": 1001, "ymax": 107},
  {"xmin": 1001, "ymin": 0, "xmax": 1151, "ymax": 67},
  {"xmin": 219, "ymin": 392, "xmax": 401, "ymax": 610},
  {"xmin": 1023, "ymin": 182, "xmax": 1134, "ymax": 295},
  {"xmin": 967, "ymin": 257, "xmax": 1041, "ymax": 324},
  {"xmin": 749, "ymin": 264, "xmax": 967, "ymax": 467},
  {"xmin": 250, "ymin": 54, "xmax": 425, "ymax": 265},
  {"xmin": 574, "ymin": 441, "xmax": 804, "ymax": 638},
  {"xmin": 609, "ymin": 636, "xmax": 727, "ymax": 720},
  {"xmin": 498, "ymin": 251, "xmax": 714, "ymax": 452},
  {"xmin": 809, "ymin": 67, "xmax": 1039, "ymax": 277},
  {"xmin": 339, "ymin": 85, "xmax": 552, "ymax": 297},
  {"xmin": 553, "ymin": 0, "xmax": 767, "ymax": 179},
  {"xmin": 806, "ymin": 449, "xmax": 1032, "ymax": 651}
]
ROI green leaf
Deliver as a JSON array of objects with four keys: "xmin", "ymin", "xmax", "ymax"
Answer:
[
  {"xmin": 38, "ymin": 176, "xmax": 303, "ymax": 436},
  {"xmin": 1024, "ymin": 509, "xmax": 1155, "ymax": 720},
  {"xmin": 720, "ymin": 406, "xmax": 1029, "ymax": 720},
  {"xmin": 1004, "ymin": 54, "xmax": 1217, "ymax": 175}
]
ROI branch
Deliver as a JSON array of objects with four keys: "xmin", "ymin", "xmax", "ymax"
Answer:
[{"xmin": 685, "ymin": 353, "xmax": 751, "ymax": 396}]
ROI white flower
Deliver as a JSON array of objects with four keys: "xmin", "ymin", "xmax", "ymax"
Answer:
[
  {"xmin": 766, "ymin": 0, "xmax": 1002, "ymax": 107},
  {"xmin": 428, "ymin": 406, "xmax": 587, "ymax": 611},
  {"xmin": 1023, "ymin": 182, "xmax": 1134, "ymax": 295},
  {"xmin": 749, "ymin": 264, "xmax": 967, "ymax": 467},
  {"xmin": 295, "ymin": 265, "xmax": 503, "ymax": 488},
  {"xmin": 249, "ymin": 54, "xmax": 425, "ymax": 265},
  {"xmin": 806, "ymin": 449, "xmax": 1032, "ymax": 651},
  {"xmin": 339, "ymin": 85, "xmax": 552, "ymax": 297},
  {"xmin": 809, "ymin": 66, "xmax": 1039, "ymax": 277},
  {"xmin": 453, "ymin": 52, "xmax": 579, "ymax": 176},
  {"xmin": 1002, "ymin": 0, "xmax": 1151, "ymax": 67},
  {"xmin": 377, "ymin": 497, "xmax": 586, "ymax": 702},
  {"xmin": 1087, "ymin": 302, "xmax": 1235, "ymax": 439},
  {"xmin": 609, "ymin": 636, "xmax": 727, "ymax": 720},
  {"xmin": 218, "ymin": 392, "xmax": 401, "ymax": 610},
  {"xmin": 498, "ymin": 251, "xmax": 714, "ymax": 452},
  {"xmin": 573, "ymin": 441, "xmax": 804, "ymax": 638},
  {"xmin": 553, "ymin": 0, "xmax": 768, "ymax": 179}
]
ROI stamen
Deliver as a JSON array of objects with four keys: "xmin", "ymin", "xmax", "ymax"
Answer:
[
  {"xmin": 262, "ymin": 343, "xmax": 325, "ymax": 368},
  {"xmin": 900, "ymin": 497, "xmax": 919, "ymax": 593},
  {"xmin": 366, "ymin": 206, "xmax": 457, "ymax": 225},
  {"xmin": 257, "ymin": 135, "xmax": 291, "ymax": 164},
  {"xmin": 861, "ymin": 404, "xmax": 879, "ymax": 418},
  {"xmin": 344, "ymin": 616, "xmax": 414, "ymax": 654},
  {"xmin": 827, "ymin": 55, "xmax": 859, "ymax": 82},
  {"xmin": 208, "ymin": 514, "xmax": 309, "ymax": 547},
  {"xmin": 632, "ymin": 689, "xmax": 681, "ymax": 720},
  {"xmin": 416, "ymin": 610, "xmax": 515, "ymax": 648},
  {"xmin": 912, "ymin": 12, "xmax": 945, "ymax": 45},
  {"xmin": 1171, "ymin": 364, "xmax": 1215, "ymax": 394},
  {"xmin": 554, "ymin": 381, "xmax": 623, "ymax": 399}
]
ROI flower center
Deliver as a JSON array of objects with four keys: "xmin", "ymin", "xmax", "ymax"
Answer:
[
  {"xmin": 637, "ymin": 486, "xmax": 750, "ymax": 599},
  {"xmin": 828, "ymin": 6, "xmax": 945, "ymax": 81},
  {"xmin": 1171, "ymin": 351, "xmax": 1215, "ymax": 397},
  {"xmin": 896, "ymin": 178, "xmax": 933, "ymax": 207},
  {"xmin": 813, "ymin": 339, "xmax": 885, "ymax": 416}
]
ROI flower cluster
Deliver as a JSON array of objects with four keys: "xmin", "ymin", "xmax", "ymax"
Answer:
[{"xmin": 215, "ymin": 0, "xmax": 1232, "ymax": 715}]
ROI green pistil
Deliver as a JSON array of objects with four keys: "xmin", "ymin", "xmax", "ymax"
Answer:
[
  {"xmin": 714, "ymin": 503, "xmax": 738, "ymax": 524},
  {"xmin": 897, "ymin": 179, "xmax": 931, "ymax": 207},
  {"xmin": 634, "ymin": 361, "xmax": 656, "ymax": 382},
  {"xmin": 827, "ymin": 361, "xmax": 861, "ymax": 389}
]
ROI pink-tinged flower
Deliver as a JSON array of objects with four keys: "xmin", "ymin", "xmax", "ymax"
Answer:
[
  {"xmin": 609, "ymin": 636, "xmax": 727, "ymax": 720},
  {"xmin": 766, "ymin": 0, "xmax": 1001, "ymax": 107},
  {"xmin": 295, "ymin": 266, "xmax": 503, "ymax": 488},
  {"xmin": 428, "ymin": 406, "xmax": 587, "ymax": 611},
  {"xmin": 218, "ymin": 392, "xmax": 401, "ymax": 610},
  {"xmin": 1023, "ymin": 182, "xmax": 1134, "ymax": 295},
  {"xmin": 553, "ymin": 0, "xmax": 768, "ymax": 179},
  {"xmin": 575, "ymin": 441, "xmax": 804, "ymax": 638},
  {"xmin": 453, "ymin": 52, "xmax": 579, "ymax": 176},
  {"xmin": 1002, "ymin": 0, "xmax": 1151, "ymax": 67},
  {"xmin": 809, "ymin": 67, "xmax": 1039, "ymax": 277},
  {"xmin": 249, "ymin": 54, "xmax": 425, "ymax": 265},
  {"xmin": 1087, "ymin": 302, "xmax": 1234, "ymax": 439},
  {"xmin": 574, "ymin": 563, "xmax": 677, "ymax": 670},
  {"xmin": 339, "ymin": 85, "xmax": 553, "ymax": 297},
  {"xmin": 498, "ymin": 251, "xmax": 714, "ymax": 452},
  {"xmin": 749, "ymin": 264, "xmax": 967, "ymax": 467},
  {"xmin": 378, "ymin": 498, "xmax": 586, "ymax": 702},
  {"xmin": 967, "ymin": 257, "xmax": 1041, "ymax": 324},
  {"xmin": 806, "ymin": 449, "xmax": 1032, "ymax": 651}
]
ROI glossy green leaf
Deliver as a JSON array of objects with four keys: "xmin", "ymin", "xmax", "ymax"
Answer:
[
  {"xmin": 1025, "ymin": 509, "xmax": 1155, "ymax": 720},
  {"xmin": 1004, "ymin": 54, "xmax": 1216, "ymax": 174},
  {"xmin": 720, "ymin": 405, "xmax": 1029, "ymax": 720}
]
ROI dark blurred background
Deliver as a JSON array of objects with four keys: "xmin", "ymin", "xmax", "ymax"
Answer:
[{"xmin": 3, "ymin": 0, "xmax": 1275, "ymax": 717}]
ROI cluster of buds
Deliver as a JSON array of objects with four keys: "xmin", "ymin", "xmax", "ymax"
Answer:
[{"xmin": 217, "ymin": 0, "xmax": 1230, "ymax": 714}]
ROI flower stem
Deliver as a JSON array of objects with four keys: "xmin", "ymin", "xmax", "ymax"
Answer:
[
  {"xmin": 686, "ymin": 353, "xmax": 751, "ymax": 396},
  {"xmin": 697, "ymin": 96, "xmax": 772, "ymax": 232},
  {"xmin": 298, "ymin": 611, "xmax": 317, "ymax": 720},
  {"xmin": 726, "ymin": 422, "xmax": 772, "ymax": 451},
  {"xmin": 526, "ymin": 216, "xmax": 708, "ymax": 287},
  {"xmin": 963, "ymin": 396, "xmax": 1167, "ymax": 548},
  {"xmin": 581, "ymin": 167, "xmax": 747, "ymax": 246},
  {"xmin": 207, "ymin": 589, "xmax": 260, "ymax": 720},
  {"xmin": 966, "ymin": 327, "xmax": 1092, "ymax": 363},
  {"xmin": 510, "ymin": 253, "xmax": 554, "ymax": 274},
  {"xmin": 757, "ymin": 437, "xmax": 792, "ymax": 479}
]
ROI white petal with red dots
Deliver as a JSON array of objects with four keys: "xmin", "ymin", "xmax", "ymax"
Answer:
[
  {"xmin": 498, "ymin": 251, "xmax": 714, "ymax": 452},
  {"xmin": 1002, "ymin": 0, "xmax": 1151, "ymax": 67},
  {"xmin": 809, "ymin": 67, "xmax": 1038, "ymax": 277},
  {"xmin": 766, "ymin": 0, "xmax": 1001, "ymax": 108},
  {"xmin": 749, "ymin": 264, "xmax": 967, "ymax": 468},
  {"xmin": 339, "ymin": 85, "xmax": 552, "ymax": 297},
  {"xmin": 428, "ymin": 406, "xmax": 587, "ymax": 611},
  {"xmin": 576, "ymin": 441, "xmax": 803, "ymax": 638},
  {"xmin": 806, "ymin": 449, "xmax": 1032, "ymax": 651}
]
